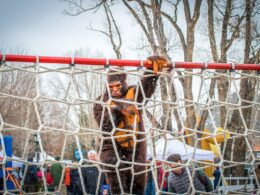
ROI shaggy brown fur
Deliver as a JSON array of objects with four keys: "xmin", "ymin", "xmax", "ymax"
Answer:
[{"xmin": 94, "ymin": 57, "xmax": 166, "ymax": 194}]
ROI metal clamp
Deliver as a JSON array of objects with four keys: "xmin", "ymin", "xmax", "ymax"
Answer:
[
  {"xmin": 69, "ymin": 56, "xmax": 75, "ymax": 67},
  {"xmin": 230, "ymin": 62, "xmax": 235, "ymax": 72},
  {"xmin": 0, "ymin": 54, "xmax": 5, "ymax": 66},
  {"xmin": 137, "ymin": 59, "xmax": 144, "ymax": 70},
  {"xmin": 35, "ymin": 56, "xmax": 39, "ymax": 64},
  {"xmin": 104, "ymin": 58, "xmax": 110, "ymax": 68},
  {"xmin": 203, "ymin": 61, "xmax": 208, "ymax": 70},
  {"xmin": 257, "ymin": 63, "xmax": 260, "ymax": 74}
]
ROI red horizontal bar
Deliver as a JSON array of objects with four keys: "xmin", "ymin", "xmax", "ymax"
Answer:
[{"xmin": 1, "ymin": 54, "xmax": 260, "ymax": 70}]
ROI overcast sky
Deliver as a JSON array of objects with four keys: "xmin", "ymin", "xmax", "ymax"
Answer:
[{"xmin": 0, "ymin": 0, "xmax": 142, "ymax": 59}]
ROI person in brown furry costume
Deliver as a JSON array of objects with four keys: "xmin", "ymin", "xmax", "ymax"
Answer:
[{"xmin": 93, "ymin": 56, "xmax": 168, "ymax": 194}]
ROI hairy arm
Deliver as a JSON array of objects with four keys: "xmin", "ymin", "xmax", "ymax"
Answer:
[
  {"xmin": 136, "ymin": 55, "xmax": 168, "ymax": 103},
  {"xmin": 137, "ymin": 71, "xmax": 159, "ymax": 103},
  {"xmin": 93, "ymin": 95, "xmax": 123, "ymax": 133}
]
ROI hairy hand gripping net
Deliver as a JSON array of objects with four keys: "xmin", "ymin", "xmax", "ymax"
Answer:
[{"xmin": 0, "ymin": 54, "xmax": 260, "ymax": 194}]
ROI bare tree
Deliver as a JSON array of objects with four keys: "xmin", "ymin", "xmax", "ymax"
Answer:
[
  {"xmin": 64, "ymin": 1, "xmax": 122, "ymax": 59},
  {"xmin": 0, "ymin": 49, "xmax": 69, "ymax": 158},
  {"xmin": 63, "ymin": 0, "xmax": 176, "ymax": 132},
  {"xmin": 205, "ymin": 0, "xmax": 260, "ymax": 176},
  {"xmin": 48, "ymin": 48, "xmax": 106, "ymax": 152},
  {"xmin": 61, "ymin": 1, "xmax": 260, "ymax": 164},
  {"xmin": 226, "ymin": 0, "xmax": 260, "ymax": 177},
  {"xmin": 0, "ymin": 49, "xmax": 39, "ymax": 157},
  {"xmin": 204, "ymin": 0, "xmax": 248, "ymax": 129}
]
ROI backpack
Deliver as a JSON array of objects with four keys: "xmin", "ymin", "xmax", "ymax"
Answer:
[{"xmin": 196, "ymin": 169, "xmax": 213, "ymax": 192}]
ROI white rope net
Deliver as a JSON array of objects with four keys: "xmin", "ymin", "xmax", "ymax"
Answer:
[{"xmin": 0, "ymin": 59, "xmax": 260, "ymax": 195}]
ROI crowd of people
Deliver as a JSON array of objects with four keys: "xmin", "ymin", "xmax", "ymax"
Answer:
[
  {"xmin": 65, "ymin": 152, "xmax": 213, "ymax": 195},
  {"xmin": 0, "ymin": 155, "xmax": 64, "ymax": 193},
  {"xmin": 19, "ymin": 150, "xmax": 109, "ymax": 194},
  {"xmin": 65, "ymin": 152, "xmax": 214, "ymax": 195},
  {"xmin": 0, "ymin": 150, "xmax": 217, "ymax": 195},
  {"xmin": 66, "ymin": 150, "xmax": 108, "ymax": 195}
]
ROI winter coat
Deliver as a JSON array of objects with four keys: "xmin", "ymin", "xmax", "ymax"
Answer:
[
  {"xmin": 67, "ymin": 168, "xmax": 83, "ymax": 195},
  {"xmin": 168, "ymin": 168, "xmax": 206, "ymax": 193},
  {"xmin": 23, "ymin": 164, "xmax": 38, "ymax": 185},
  {"xmin": 82, "ymin": 166, "xmax": 106, "ymax": 194},
  {"xmin": 144, "ymin": 170, "xmax": 155, "ymax": 195},
  {"xmin": 213, "ymin": 168, "xmax": 221, "ymax": 189},
  {"xmin": 46, "ymin": 171, "xmax": 53, "ymax": 185},
  {"xmin": 157, "ymin": 161, "xmax": 168, "ymax": 191},
  {"xmin": 50, "ymin": 163, "xmax": 62, "ymax": 186}
]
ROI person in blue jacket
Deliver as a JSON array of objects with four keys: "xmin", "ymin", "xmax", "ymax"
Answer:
[{"xmin": 213, "ymin": 166, "xmax": 221, "ymax": 190}]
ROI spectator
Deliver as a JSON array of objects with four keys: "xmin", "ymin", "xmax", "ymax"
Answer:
[
  {"xmin": 213, "ymin": 166, "xmax": 221, "ymax": 190},
  {"xmin": 144, "ymin": 158, "xmax": 155, "ymax": 195},
  {"xmin": 64, "ymin": 167, "xmax": 70, "ymax": 188},
  {"xmin": 81, "ymin": 150, "xmax": 106, "ymax": 194},
  {"xmin": 253, "ymin": 164, "xmax": 260, "ymax": 189},
  {"xmin": 23, "ymin": 156, "xmax": 38, "ymax": 192},
  {"xmin": 13, "ymin": 167, "xmax": 20, "ymax": 182},
  {"xmin": 0, "ymin": 145, "xmax": 4, "ymax": 191},
  {"xmin": 167, "ymin": 154, "xmax": 213, "ymax": 194},
  {"xmin": 67, "ymin": 167, "xmax": 83, "ymax": 195},
  {"xmin": 156, "ymin": 160, "xmax": 168, "ymax": 193},
  {"xmin": 18, "ymin": 167, "xmax": 23, "ymax": 181},
  {"xmin": 37, "ymin": 167, "xmax": 43, "ymax": 190},
  {"xmin": 87, "ymin": 150, "xmax": 98, "ymax": 162},
  {"xmin": 37, "ymin": 167, "xmax": 42, "ymax": 179},
  {"xmin": 50, "ymin": 156, "xmax": 63, "ymax": 191},
  {"xmin": 9, "ymin": 166, "xmax": 20, "ymax": 190},
  {"xmin": 46, "ymin": 166, "xmax": 54, "ymax": 191}
]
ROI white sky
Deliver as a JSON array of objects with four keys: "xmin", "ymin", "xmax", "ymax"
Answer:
[
  {"xmin": 0, "ymin": 0, "xmax": 250, "ymax": 134},
  {"xmin": 0, "ymin": 0, "xmax": 143, "ymax": 59},
  {"xmin": 0, "ymin": 0, "xmax": 210, "ymax": 113},
  {"xmin": 0, "ymin": 0, "xmax": 251, "ymax": 64}
]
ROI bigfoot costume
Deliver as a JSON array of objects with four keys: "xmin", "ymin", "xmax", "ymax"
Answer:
[{"xmin": 93, "ymin": 56, "xmax": 168, "ymax": 194}]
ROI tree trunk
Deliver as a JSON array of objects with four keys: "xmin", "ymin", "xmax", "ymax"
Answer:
[
  {"xmin": 224, "ymin": 0, "xmax": 255, "ymax": 177},
  {"xmin": 183, "ymin": 24, "xmax": 197, "ymax": 143}
]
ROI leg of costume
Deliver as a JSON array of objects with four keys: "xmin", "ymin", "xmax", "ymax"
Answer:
[
  {"xmin": 101, "ymin": 140, "xmax": 122, "ymax": 194},
  {"xmin": 132, "ymin": 139, "xmax": 146, "ymax": 195}
]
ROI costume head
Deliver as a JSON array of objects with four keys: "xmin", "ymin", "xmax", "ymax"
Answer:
[{"xmin": 107, "ymin": 70, "xmax": 127, "ymax": 98}]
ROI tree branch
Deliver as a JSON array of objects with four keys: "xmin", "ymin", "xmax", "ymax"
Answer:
[
  {"xmin": 103, "ymin": 2, "xmax": 122, "ymax": 58},
  {"xmin": 225, "ymin": 13, "xmax": 246, "ymax": 51},
  {"xmin": 183, "ymin": 0, "xmax": 191, "ymax": 23},
  {"xmin": 122, "ymin": 0, "xmax": 154, "ymax": 51},
  {"xmin": 192, "ymin": 0, "xmax": 203, "ymax": 24},
  {"xmin": 160, "ymin": 11, "xmax": 187, "ymax": 52},
  {"xmin": 207, "ymin": 0, "xmax": 219, "ymax": 61},
  {"xmin": 137, "ymin": 0, "xmax": 158, "ymax": 53},
  {"xmin": 63, "ymin": 0, "xmax": 104, "ymax": 16}
]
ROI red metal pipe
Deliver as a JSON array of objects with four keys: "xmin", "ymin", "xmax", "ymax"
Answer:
[{"xmin": 1, "ymin": 54, "xmax": 260, "ymax": 70}]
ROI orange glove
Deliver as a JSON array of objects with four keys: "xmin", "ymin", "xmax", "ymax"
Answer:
[{"xmin": 147, "ymin": 55, "xmax": 168, "ymax": 75}]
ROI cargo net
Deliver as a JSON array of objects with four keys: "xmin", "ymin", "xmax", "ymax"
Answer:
[{"xmin": 0, "ymin": 57, "xmax": 260, "ymax": 195}]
